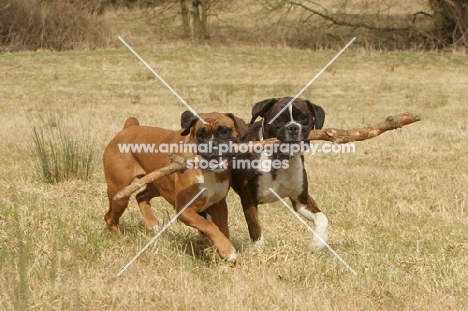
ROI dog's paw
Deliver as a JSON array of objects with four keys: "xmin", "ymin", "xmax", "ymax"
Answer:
[
  {"xmin": 146, "ymin": 224, "xmax": 161, "ymax": 232},
  {"xmin": 251, "ymin": 235, "xmax": 265, "ymax": 248},
  {"xmin": 309, "ymin": 212, "xmax": 329, "ymax": 252},
  {"xmin": 309, "ymin": 228, "xmax": 329, "ymax": 252},
  {"xmin": 225, "ymin": 252, "xmax": 238, "ymax": 263},
  {"xmin": 107, "ymin": 225, "xmax": 121, "ymax": 235},
  {"xmin": 309, "ymin": 239, "xmax": 327, "ymax": 252}
]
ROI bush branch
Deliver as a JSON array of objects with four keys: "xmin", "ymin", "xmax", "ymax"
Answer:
[{"xmin": 285, "ymin": 0, "xmax": 412, "ymax": 32}]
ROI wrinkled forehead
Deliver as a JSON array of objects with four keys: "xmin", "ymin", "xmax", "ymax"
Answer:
[
  {"xmin": 280, "ymin": 98, "xmax": 309, "ymax": 109},
  {"xmin": 193, "ymin": 114, "xmax": 235, "ymax": 131},
  {"xmin": 268, "ymin": 98, "xmax": 311, "ymax": 117}
]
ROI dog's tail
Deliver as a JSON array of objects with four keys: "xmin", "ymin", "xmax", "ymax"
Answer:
[{"xmin": 123, "ymin": 117, "xmax": 140, "ymax": 129}]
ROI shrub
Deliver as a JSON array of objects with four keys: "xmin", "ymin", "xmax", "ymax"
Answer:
[
  {"xmin": 30, "ymin": 113, "xmax": 96, "ymax": 183},
  {"xmin": 0, "ymin": 0, "xmax": 112, "ymax": 52}
]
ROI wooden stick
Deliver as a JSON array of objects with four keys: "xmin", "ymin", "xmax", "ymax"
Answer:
[
  {"xmin": 112, "ymin": 155, "xmax": 193, "ymax": 202},
  {"xmin": 254, "ymin": 112, "xmax": 421, "ymax": 145},
  {"xmin": 113, "ymin": 112, "xmax": 420, "ymax": 201},
  {"xmin": 310, "ymin": 111, "xmax": 420, "ymax": 143}
]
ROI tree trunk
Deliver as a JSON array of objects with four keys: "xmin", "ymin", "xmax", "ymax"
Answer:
[
  {"xmin": 190, "ymin": 0, "xmax": 205, "ymax": 41},
  {"xmin": 180, "ymin": 0, "xmax": 190, "ymax": 38},
  {"xmin": 199, "ymin": 0, "xmax": 210, "ymax": 39},
  {"xmin": 180, "ymin": 0, "xmax": 212, "ymax": 41}
]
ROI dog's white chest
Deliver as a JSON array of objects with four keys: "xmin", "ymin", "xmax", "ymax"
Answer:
[
  {"xmin": 196, "ymin": 172, "xmax": 230, "ymax": 209},
  {"xmin": 256, "ymin": 155, "xmax": 304, "ymax": 204}
]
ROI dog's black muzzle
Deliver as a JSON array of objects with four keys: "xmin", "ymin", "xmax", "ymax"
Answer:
[{"xmin": 196, "ymin": 139, "xmax": 229, "ymax": 159}]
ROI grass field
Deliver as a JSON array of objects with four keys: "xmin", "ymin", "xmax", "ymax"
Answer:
[{"xmin": 1, "ymin": 41, "xmax": 467, "ymax": 310}]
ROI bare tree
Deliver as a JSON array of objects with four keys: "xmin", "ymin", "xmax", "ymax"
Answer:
[
  {"xmin": 179, "ymin": 0, "xmax": 217, "ymax": 41},
  {"xmin": 258, "ymin": 0, "xmax": 467, "ymax": 49},
  {"xmin": 428, "ymin": 0, "xmax": 467, "ymax": 47}
]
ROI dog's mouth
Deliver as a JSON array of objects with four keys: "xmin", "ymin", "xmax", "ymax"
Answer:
[
  {"xmin": 197, "ymin": 155, "xmax": 231, "ymax": 172},
  {"xmin": 278, "ymin": 132, "xmax": 310, "ymax": 143},
  {"xmin": 193, "ymin": 139, "xmax": 235, "ymax": 171}
]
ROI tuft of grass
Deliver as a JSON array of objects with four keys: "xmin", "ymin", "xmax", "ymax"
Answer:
[{"xmin": 30, "ymin": 113, "xmax": 96, "ymax": 183}]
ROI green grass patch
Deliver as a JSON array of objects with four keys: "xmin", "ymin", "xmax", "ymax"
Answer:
[{"xmin": 30, "ymin": 112, "xmax": 96, "ymax": 183}]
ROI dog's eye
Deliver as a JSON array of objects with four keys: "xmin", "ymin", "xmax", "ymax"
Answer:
[
  {"xmin": 217, "ymin": 127, "xmax": 230, "ymax": 137},
  {"xmin": 197, "ymin": 129, "xmax": 207, "ymax": 140},
  {"xmin": 275, "ymin": 116, "xmax": 286, "ymax": 126},
  {"xmin": 298, "ymin": 115, "xmax": 308, "ymax": 124}
]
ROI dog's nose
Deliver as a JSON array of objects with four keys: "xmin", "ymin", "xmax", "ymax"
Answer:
[
  {"xmin": 286, "ymin": 124, "xmax": 300, "ymax": 135},
  {"xmin": 199, "ymin": 139, "xmax": 223, "ymax": 158},
  {"xmin": 210, "ymin": 139, "xmax": 219, "ymax": 151}
]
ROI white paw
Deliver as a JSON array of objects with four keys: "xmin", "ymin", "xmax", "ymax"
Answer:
[
  {"xmin": 309, "ymin": 212, "xmax": 329, "ymax": 252},
  {"xmin": 225, "ymin": 252, "xmax": 238, "ymax": 262},
  {"xmin": 146, "ymin": 224, "xmax": 161, "ymax": 232},
  {"xmin": 309, "ymin": 238, "xmax": 327, "ymax": 252},
  {"xmin": 251, "ymin": 235, "xmax": 265, "ymax": 248}
]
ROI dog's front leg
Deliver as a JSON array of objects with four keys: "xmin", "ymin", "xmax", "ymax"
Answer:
[
  {"xmin": 178, "ymin": 207, "xmax": 237, "ymax": 262},
  {"xmin": 232, "ymin": 178, "xmax": 264, "ymax": 245},
  {"xmin": 241, "ymin": 200, "xmax": 264, "ymax": 246},
  {"xmin": 291, "ymin": 196, "xmax": 329, "ymax": 252},
  {"xmin": 205, "ymin": 200, "xmax": 229, "ymax": 239}
]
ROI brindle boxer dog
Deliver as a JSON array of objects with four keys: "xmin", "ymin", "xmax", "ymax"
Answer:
[
  {"xmin": 103, "ymin": 112, "xmax": 247, "ymax": 261},
  {"xmin": 230, "ymin": 97, "xmax": 329, "ymax": 251}
]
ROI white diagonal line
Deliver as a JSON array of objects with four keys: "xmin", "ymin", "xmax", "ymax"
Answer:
[
  {"xmin": 268, "ymin": 188, "xmax": 357, "ymax": 275},
  {"xmin": 118, "ymin": 36, "xmax": 206, "ymax": 124},
  {"xmin": 117, "ymin": 187, "xmax": 207, "ymax": 276},
  {"xmin": 268, "ymin": 37, "xmax": 356, "ymax": 124}
]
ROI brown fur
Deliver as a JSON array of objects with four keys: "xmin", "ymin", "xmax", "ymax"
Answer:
[{"xmin": 102, "ymin": 113, "xmax": 247, "ymax": 261}]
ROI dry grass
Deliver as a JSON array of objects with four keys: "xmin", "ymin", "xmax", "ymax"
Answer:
[{"xmin": 0, "ymin": 43, "xmax": 467, "ymax": 310}]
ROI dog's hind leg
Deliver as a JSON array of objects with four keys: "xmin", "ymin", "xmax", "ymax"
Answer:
[
  {"xmin": 103, "ymin": 165, "xmax": 140, "ymax": 234},
  {"xmin": 105, "ymin": 188, "xmax": 130, "ymax": 234},
  {"xmin": 136, "ymin": 183, "xmax": 160, "ymax": 231},
  {"xmin": 290, "ymin": 196, "xmax": 329, "ymax": 252}
]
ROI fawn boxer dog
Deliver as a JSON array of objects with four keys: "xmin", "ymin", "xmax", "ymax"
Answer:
[
  {"xmin": 231, "ymin": 97, "xmax": 329, "ymax": 251},
  {"xmin": 103, "ymin": 112, "xmax": 247, "ymax": 261}
]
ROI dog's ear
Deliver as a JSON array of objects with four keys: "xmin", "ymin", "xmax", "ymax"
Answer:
[
  {"xmin": 305, "ymin": 100, "xmax": 325, "ymax": 129},
  {"xmin": 181, "ymin": 110, "xmax": 194, "ymax": 128},
  {"xmin": 250, "ymin": 98, "xmax": 277, "ymax": 124},
  {"xmin": 180, "ymin": 116, "xmax": 199, "ymax": 136},
  {"xmin": 225, "ymin": 113, "xmax": 249, "ymax": 141}
]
